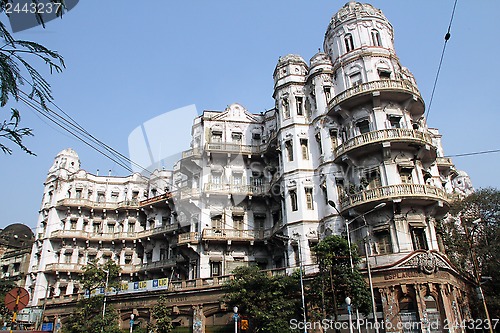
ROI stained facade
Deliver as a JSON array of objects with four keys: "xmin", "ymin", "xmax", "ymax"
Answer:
[{"xmin": 27, "ymin": 2, "xmax": 474, "ymax": 332}]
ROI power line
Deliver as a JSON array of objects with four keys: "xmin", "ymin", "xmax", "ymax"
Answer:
[
  {"xmin": 425, "ymin": 0, "xmax": 458, "ymax": 121},
  {"xmin": 445, "ymin": 149, "xmax": 500, "ymax": 158}
]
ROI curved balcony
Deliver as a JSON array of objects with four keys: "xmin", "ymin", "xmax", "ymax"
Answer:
[
  {"xmin": 137, "ymin": 224, "xmax": 178, "ymax": 239},
  {"xmin": 334, "ymin": 128, "xmax": 435, "ymax": 162},
  {"xmin": 140, "ymin": 193, "xmax": 172, "ymax": 207},
  {"xmin": 56, "ymin": 198, "xmax": 140, "ymax": 210},
  {"xmin": 340, "ymin": 184, "xmax": 449, "ymax": 211},
  {"xmin": 181, "ymin": 147, "xmax": 202, "ymax": 159},
  {"xmin": 50, "ymin": 230, "xmax": 89, "ymax": 240},
  {"xmin": 177, "ymin": 232, "xmax": 200, "ymax": 245},
  {"xmin": 45, "ymin": 263, "xmax": 83, "ymax": 273},
  {"xmin": 204, "ymin": 183, "xmax": 270, "ymax": 197},
  {"xmin": 328, "ymin": 79, "xmax": 424, "ymax": 115},
  {"xmin": 202, "ymin": 229, "xmax": 264, "ymax": 242},
  {"xmin": 435, "ymin": 157, "xmax": 454, "ymax": 170},
  {"xmin": 138, "ymin": 255, "xmax": 184, "ymax": 272}
]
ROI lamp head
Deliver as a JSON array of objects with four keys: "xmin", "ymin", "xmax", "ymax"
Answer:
[
  {"xmin": 328, "ymin": 200, "xmax": 336, "ymax": 208},
  {"xmin": 374, "ymin": 203, "xmax": 386, "ymax": 210},
  {"xmin": 233, "ymin": 306, "xmax": 238, "ymax": 314},
  {"xmin": 345, "ymin": 296, "xmax": 351, "ymax": 305}
]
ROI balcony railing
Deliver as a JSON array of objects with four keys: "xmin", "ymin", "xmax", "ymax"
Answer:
[
  {"xmin": 137, "ymin": 224, "xmax": 178, "ymax": 238},
  {"xmin": 334, "ymin": 128, "xmax": 434, "ymax": 158},
  {"xmin": 177, "ymin": 232, "xmax": 200, "ymax": 245},
  {"xmin": 139, "ymin": 255, "xmax": 184, "ymax": 271},
  {"xmin": 179, "ymin": 188, "xmax": 201, "ymax": 200},
  {"xmin": 181, "ymin": 147, "xmax": 202, "ymax": 159},
  {"xmin": 340, "ymin": 184, "xmax": 449, "ymax": 210},
  {"xmin": 328, "ymin": 79, "xmax": 422, "ymax": 109},
  {"xmin": 50, "ymin": 230, "xmax": 138, "ymax": 241},
  {"xmin": 204, "ymin": 183, "xmax": 270, "ymax": 196},
  {"xmin": 140, "ymin": 193, "xmax": 172, "ymax": 207},
  {"xmin": 56, "ymin": 198, "xmax": 140, "ymax": 210},
  {"xmin": 45, "ymin": 263, "xmax": 83, "ymax": 273},
  {"xmin": 202, "ymin": 228, "xmax": 264, "ymax": 241},
  {"xmin": 205, "ymin": 142, "xmax": 261, "ymax": 155}
]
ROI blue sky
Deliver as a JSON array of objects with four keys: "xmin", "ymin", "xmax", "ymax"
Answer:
[{"xmin": 1, "ymin": 0, "xmax": 499, "ymax": 230}]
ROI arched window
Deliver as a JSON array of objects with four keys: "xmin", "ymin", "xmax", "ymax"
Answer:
[
  {"xmin": 371, "ymin": 29, "xmax": 382, "ymax": 46},
  {"xmin": 344, "ymin": 34, "xmax": 354, "ymax": 52},
  {"xmin": 290, "ymin": 190, "xmax": 298, "ymax": 211}
]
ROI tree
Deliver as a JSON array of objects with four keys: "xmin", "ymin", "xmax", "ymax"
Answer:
[
  {"xmin": 310, "ymin": 235, "xmax": 371, "ymax": 321},
  {"xmin": 0, "ymin": 280, "xmax": 16, "ymax": 324},
  {"xmin": 224, "ymin": 266, "xmax": 302, "ymax": 333},
  {"xmin": 148, "ymin": 296, "xmax": 173, "ymax": 333},
  {"xmin": 0, "ymin": 2, "xmax": 65, "ymax": 155},
  {"xmin": 439, "ymin": 188, "xmax": 500, "ymax": 317},
  {"xmin": 81, "ymin": 259, "xmax": 121, "ymax": 293},
  {"xmin": 62, "ymin": 296, "xmax": 120, "ymax": 333}
]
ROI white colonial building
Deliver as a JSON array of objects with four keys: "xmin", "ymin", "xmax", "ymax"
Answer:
[{"xmin": 27, "ymin": 2, "xmax": 475, "ymax": 331}]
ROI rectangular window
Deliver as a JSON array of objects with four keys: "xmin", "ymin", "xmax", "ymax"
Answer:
[
  {"xmin": 232, "ymin": 132, "xmax": 242, "ymax": 144},
  {"xmin": 375, "ymin": 230, "xmax": 392, "ymax": 255},
  {"xmin": 93, "ymin": 223, "xmax": 101, "ymax": 233},
  {"xmin": 285, "ymin": 140, "xmax": 293, "ymax": 161},
  {"xmin": 160, "ymin": 248, "xmax": 167, "ymax": 261},
  {"xmin": 379, "ymin": 70, "xmax": 391, "ymax": 80},
  {"xmin": 324, "ymin": 86, "xmax": 331, "ymax": 101},
  {"xmin": 305, "ymin": 188, "xmax": 314, "ymax": 210},
  {"xmin": 412, "ymin": 228, "xmax": 428, "ymax": 250},
  {"xmin": 350, "ymin": 72, "xmax": 362, "ymax": 86},
  {"xmin": 329, "ymin": 129, "xmax": 338, "ymax": 149},
  {"xmin": 296, "ymin": 96, "xmax": 304, "ymax": 116},
  {"xmin": 315, "ymin": 133, "xmax": 323, "ymax": 154},
  {"xmin": 64, "ymin": 253, "xmax": 72, "ymax": 263},
  {"xmin": 232, "ymin": 174, "xmax": 243, "ymax": 186},
  {"xmin": 254, "ymin": 215, "xmax": 265, "ymax": 230},
  {"xmin": 110, "ymin": 192, "xmax": 119, "ymax": 202},
  {"xmin": 300, "ymin": 139, "xmax": 309, "ymax": 160},
  {"xmin": 97, "ymin": 192, "xmax": 105, "ymax": 203},
  {"xmin": 70, "ymin": 219, "xmax": 77, "ymax": 230},
  {"xmin": 344, "ymin": 34, "xmax": 354, "ymax": 52},
  {"xmin": 211, "ymin": 262, "xmax": 222, "ymax": 277},
  {"xmin": 128, "ymin": 223, "xmax": 135, "ymax": 233},
  {"xmin": 389, "ymin": 116, "xmax": 401, "ymax": 129},
  {"xmin": 107, "ymin": 224, "xmax": 115, "ymax": 233},
  {"xmin": 356, "ymin": 119, "xmax": 370, "ymax": 134},
  {"xmin": 211, "ymin": 215, "xmax": 223, "ymax": 230},
  {"xmin": 290, "ymin": 190, "xmax": 298, "ymax": 212},
  {"xmin": 362, "ymin": 168, "xmax": 381, "ymax": 189},
  {"xmin": 282, "ymin": 97, "xmax": 290, "ymax": 119},
  {"xmin": 211, "ymin": 131, "xmax": 222, "ymax": 143},
  {"xmin": 75, "ymin": 189, "xmax": 82, "ymax": 199},
  {"xmin": 371, "ymin": 29, "xmax": 382, "ymax": 47},
  {"xmin": 211, "ymin": 173, "xmax": 222, "ymax": 185},
  {"xmin": 233, "ymin": 215, "xmax": 244, "ymax": 231},
  {"xmin": 400, "ymin": 168, "xmax": 413, "ymax": 184}
]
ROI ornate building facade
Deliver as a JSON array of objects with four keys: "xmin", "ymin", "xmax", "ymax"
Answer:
[{"xmin": 27, "ymin": 2, "xmax": 474, "ymax": 332}]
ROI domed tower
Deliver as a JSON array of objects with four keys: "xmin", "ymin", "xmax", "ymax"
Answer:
[
  {"xmin": 273, "ymin": 54, "xmax": 319, "ymax": 267},
  {"xmin": 320, "ymin": 2, "xmax": 470, "ymax": 329}
]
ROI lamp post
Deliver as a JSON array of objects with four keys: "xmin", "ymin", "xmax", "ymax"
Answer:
[
  {"xmin": 129, "ymin": 314, "xmax": 135, "ymax": 333},
  {"xmin": 345, "ymin": 297, "xmax": 353, "ymax": 333},
  {"xmin": 328, "ymin": 201, "xmax": 385, "ymax": 333},
  {"xmin": 102, "ymin": 269, "xmax": 110, "ymax": 320},
  {"xmin": 233, "ymin": 306, "xmax": 238, "ymax": 333}
]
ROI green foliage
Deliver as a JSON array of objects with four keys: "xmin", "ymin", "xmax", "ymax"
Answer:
[
  {"xmin": 311, "ymin": 235, "xmax": 372, "ymax": 318},
  {"xmin": 62, "ymin": 296, "xmax": 121, "ymax": 333},
  {"xmin": 0, "ymin": 7, "xmax": 64, "ymax": 155},
  {"xmin": 81, "ymin": 259, "xmax": 121, "ymax": 293},
  {"xmin": 148, "ymin": 296, "xmax": 173, "ymax": 333},
  {"xmin": 0, "ymin": 280, "xmax": 16, "ymax": 322},
  {"xmin": 439, "ymin": 188, "xmax": 500, "ymax": 317},
  {"xmin": 224, "ymin": 266, "xmax": 302, "ymax": 333}
]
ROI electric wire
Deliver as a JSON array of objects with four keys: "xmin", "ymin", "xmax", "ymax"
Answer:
[{"xmin": 425, "ymin": 0, "xmax": 458, "ymax": 121}]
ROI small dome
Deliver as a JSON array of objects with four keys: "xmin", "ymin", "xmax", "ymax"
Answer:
[
  {"xmin": 329, "ymin": 2, "xmax": 386, "ymax": 29},
  {"xmin": 56, "ymin": 148, "xmax": 79, "ymax": 159},
  {"xmin": 0, "ymin": 223, "xmax": 34, "ymax": 248},
  {"xmin": 310, "ymin": 51, "xmax": 332, "ymax": 67},
  {"xmin": 277, "ymin": 54, "xmax": 306, "ymax": 67}
]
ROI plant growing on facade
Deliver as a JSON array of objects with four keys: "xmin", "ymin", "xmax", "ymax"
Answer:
[
  {"xmin": 0, "ymin": 280, "xmax": 15, "ymax": 324},
  {"xmin": 224, "ymin": 266, "xmax": 302, "ymax": 333},
  {"xmin": 148, "ymin": 296, "xmax": 173, "ymax": 333},
  {"xmin": 310, "ymin": 235, "xmax": 371, "ymax": 321},
  {"xmin": 0, "ymin": 2, "xmax": 65, "ymax": 155}
]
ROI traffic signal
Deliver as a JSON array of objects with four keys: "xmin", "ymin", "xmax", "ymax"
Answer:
[{"xmin": 240, "ymin": 319, "xmax": 249, "ymax": 330}]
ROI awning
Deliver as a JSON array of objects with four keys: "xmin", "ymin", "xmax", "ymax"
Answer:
[{"xmin": 209, "ymin": 256, "xmax": 223, "ymax": 262}]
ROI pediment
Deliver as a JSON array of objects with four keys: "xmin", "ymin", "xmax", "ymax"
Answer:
[{"xmin": 210, "ymin": 103, "xmax": 261, "ymax": 123}]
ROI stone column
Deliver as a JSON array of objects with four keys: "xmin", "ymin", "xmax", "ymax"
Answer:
[{"xmin": 380, "ymin": 287, "xmax": 399, "ymax": 332}]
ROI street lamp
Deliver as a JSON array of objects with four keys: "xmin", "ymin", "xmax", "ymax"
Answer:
[
  {"xmin": 102, "ymin": 269, "xmax": 110, "ymax": 324},
  {"xmin": 129, "ymin": 314, "xmax": 135, "ymax": 333},
  {"xmin": 345, "ymin": 297, "xmax": 353, "ymax": 333},
  {"xmin": 328, "ymin": 201, "xmax": 386, "ymax": 333},
  {"xmin": 233, "ymin": 306, "xmax": 238, "ymax": 333}
]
